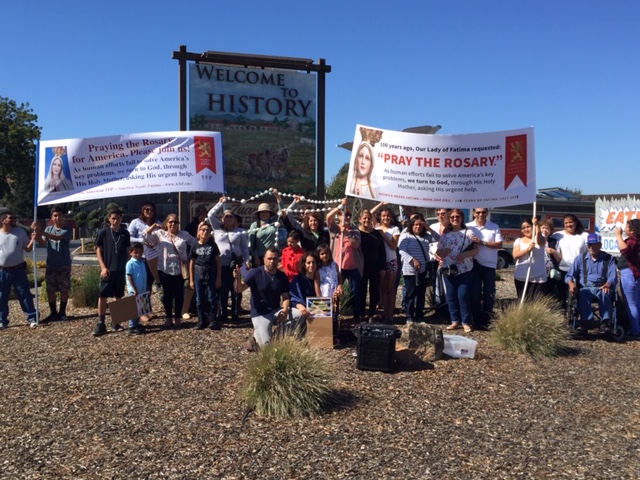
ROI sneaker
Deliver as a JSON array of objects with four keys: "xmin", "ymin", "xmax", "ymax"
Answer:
[
  {"xmin": 209, "ymin": 320, "xmax": 222, "ymax": 331},
  {"xmin": 93, "ymin": 323, "xmax": 107, "ymax": 337},
  {"xmin": 30, "ymin": 322, "xmax": 38, "ymax": 329},
  {"xmin": 58, "ymin": 315, "xmax": 68, "ymax": 321},
  {"xmin": 575, "ymin": 326, "xmax": 588, "ymax": 335},
  {"xmin": 174, "ymin": 317, "xmax": 182, "ymax": 328},
  {"xmin": 128, "ymin": 325, "xmax": 146, "ymax": 336},
  {"xmin": 112, "ymin": 323, "xmax": 124, "ymax": 332},
  {"xmin": 0, "ymin": 322, "xmax": 7, "ymax": 330},
  {"xmin": 195, "ymin": 320, "xmax": 207, "ymax": 330}
]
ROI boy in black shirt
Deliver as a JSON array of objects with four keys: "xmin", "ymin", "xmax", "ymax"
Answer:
[{"xmin": 94, "ymin": 209, "xmax": 131, "ymax": 337}]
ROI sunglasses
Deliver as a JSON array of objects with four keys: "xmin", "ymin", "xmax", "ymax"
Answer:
[
  {"xmin": 143, "ymin": 207, "xmax": 154, "ymax": 212},
  {"xmin": 167, "ymin": 220, "xmax": 179, "ymax": 224},
  {"xmin": 475, "ymin": 211, "xmax": 488, "ymax": 215},
  {"xmin": 449, "ymin": 215, "xmax": 462, "ymax": 219}
]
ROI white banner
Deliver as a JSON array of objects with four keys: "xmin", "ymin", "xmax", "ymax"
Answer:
[
  {"xmin": 345, "ymin": 125, "xmax": 536, "ymax": 208},
  {"xmin": 36, "ymin": 131, "xmax": 224, "ymax": 206}
]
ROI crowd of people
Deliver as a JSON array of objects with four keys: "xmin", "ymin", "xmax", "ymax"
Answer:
[{"xmin": 2, "ymin": 199, "xmax": 639, "ymax": 345}]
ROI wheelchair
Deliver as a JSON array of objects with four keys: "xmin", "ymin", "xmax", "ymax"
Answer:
[{"xmin": 566, "ymin": 284, "xmax": 625, "ymax": 341}]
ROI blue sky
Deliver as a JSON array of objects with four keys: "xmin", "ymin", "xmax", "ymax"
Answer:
[{"xmin": 3, "ymin": 0, "xmax": 639, "ymax": 195}]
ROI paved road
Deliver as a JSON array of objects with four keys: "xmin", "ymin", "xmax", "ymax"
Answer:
[{"xmin": 33, "ymin": 240, "xmax": 98, "ymax": 265}]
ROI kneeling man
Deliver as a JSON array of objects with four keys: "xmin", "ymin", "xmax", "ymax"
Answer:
[{"xmin": 234, "ymin": 246, "xmax": 303, "ymax": 350}]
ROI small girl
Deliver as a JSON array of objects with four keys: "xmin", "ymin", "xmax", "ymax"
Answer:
[
  {"xmin": 317, "ymin": 244, "xmax": 343, "ymax": 343},
  {"xmin": 281, "ymin": 230, "xmax": 305, "ymax": 282},
  {"xmin": 317, "ymin": 243, "xmax": 342, "ymax": 299}
]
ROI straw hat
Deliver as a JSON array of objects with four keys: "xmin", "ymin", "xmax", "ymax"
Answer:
[{"xmin": 254, "ymin": 203, "xmax": 274, "ymax": 215}]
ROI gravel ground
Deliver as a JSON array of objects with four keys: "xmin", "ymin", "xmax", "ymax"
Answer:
[{"xmin": 1, "ymin": 268, "xmax": 639, "ymax": 479}]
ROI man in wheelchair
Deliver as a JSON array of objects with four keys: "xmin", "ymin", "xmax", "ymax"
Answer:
[{"xmin": 565, "ymin": 233, "xmax": 617, "ymax": 335}]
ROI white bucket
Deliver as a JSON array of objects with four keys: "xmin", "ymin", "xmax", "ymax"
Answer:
[{"xmin": 443, "ymin": 334, "xmax": 477, "ymax": 359}]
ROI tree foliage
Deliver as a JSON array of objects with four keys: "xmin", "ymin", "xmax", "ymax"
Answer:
[
  {"xmin": 325, "ymin": 162, "xmax": 349, "ymax": 199},
  {"xmin": 562, "ymin": 187, "xmax": 582, "ymax": 198},
  {"xmin": 0, "ymin": 97, "xmax": 41, "ymax": 216}
]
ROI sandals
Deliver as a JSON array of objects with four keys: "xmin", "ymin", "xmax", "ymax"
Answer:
[{"xmin": 445, "ymin": 323, "xmax": 472, "ymax": 332}]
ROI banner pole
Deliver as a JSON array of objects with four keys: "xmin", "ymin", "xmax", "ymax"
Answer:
[
  {"xmin": 33, "ymin": 141, "xmax": 41, "ymax": 325},
  {"xmin": 520, "ymin": 201, "xmax": 537, "ymax": 306}
]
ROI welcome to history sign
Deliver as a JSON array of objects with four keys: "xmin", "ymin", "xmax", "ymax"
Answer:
[
  {"xmin": 36, "ymin": 131, "xmax": 223, "ymax": 206},
  {"xmin": 189, "ymin": 64, "xmax": 317, "ymax": 195},
  {"xmin": 345, "ymin": 125, "xmax": 536, "ymax": 208}
]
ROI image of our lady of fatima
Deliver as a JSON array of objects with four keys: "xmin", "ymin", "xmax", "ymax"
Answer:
[
  {"xmin": 44, "ymin": 146, "xmax": 74, "ymax": 193},
  {"xmin": 349, "ymin": 127, "xmax": 384, "ymax": 200}
]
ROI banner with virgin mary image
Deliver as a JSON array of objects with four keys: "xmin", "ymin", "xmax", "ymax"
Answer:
[
  {"xmin": 345, "ymin": 125, "xmax": 535, "ymax": 209},
  {"xmin": 36, "ymin": 131, "xmax": 224, "ymax": 206}
]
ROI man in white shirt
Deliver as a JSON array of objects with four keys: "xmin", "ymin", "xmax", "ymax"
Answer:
[
  {"xmin": 0, "ymin": 209, "xmax": 37, "ymax": 329},
  {"xmin": 467, "ymin": 208, "xmax": 503, "ymax": 329}
]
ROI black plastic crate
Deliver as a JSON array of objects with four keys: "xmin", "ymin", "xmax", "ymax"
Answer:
[{"xmin": 355, "ymin": 324, "xmax": 401, "ymax": 372}]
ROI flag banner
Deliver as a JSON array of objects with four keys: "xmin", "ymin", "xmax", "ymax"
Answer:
[
  {"xmin": 345, "ymin": 125, "xmax": 535, "ymax": 208},
  {"xmin": 36, "ymin": 131, "xmax": 224, "ymax": 206}
]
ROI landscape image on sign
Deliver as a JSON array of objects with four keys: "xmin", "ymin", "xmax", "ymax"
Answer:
[{"xmin": 190, "ymin": 64, "xmax": 317, "ymax": 196}]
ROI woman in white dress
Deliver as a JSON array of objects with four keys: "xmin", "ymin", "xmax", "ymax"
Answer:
[{"xmin": 513, "ymin": 217, "xmax": 547, "ymax": 300}]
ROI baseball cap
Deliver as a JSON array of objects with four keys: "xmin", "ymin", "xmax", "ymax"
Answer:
[{"xmin": 587, "ymin": 233, "xmax": 601, "ymax": 244}]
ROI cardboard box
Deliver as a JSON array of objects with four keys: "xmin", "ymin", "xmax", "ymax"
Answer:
[
  {"xmin": 107, "ymin": 292, "xmax": 152, "ymax": 325},
  {"xmin": 306, "ymin": 315, "xmax": 334, "ymax": 349}
]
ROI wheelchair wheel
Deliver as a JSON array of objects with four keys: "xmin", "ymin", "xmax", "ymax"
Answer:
[
  {"xmin": 566, "ymin": 295, "xmax": 578, "ymax": 327},
  {"xmin": 612, "ymin": 324, "xmax": 625, "ymax": 342}
]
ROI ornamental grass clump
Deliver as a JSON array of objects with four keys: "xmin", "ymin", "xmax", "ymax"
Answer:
[
  {"xmin": 490, "ymin": 295, "xmax": 569, "ymax": 358},
  {"xmin": 72, "ymin": 266, "xmax": 101, "ymax": 308},
  {"xmin": 241, "ymin": 335, "xmax": 335, "ymax": 418}
]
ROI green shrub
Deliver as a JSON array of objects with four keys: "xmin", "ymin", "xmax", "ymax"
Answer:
[
  {"xmin": 72, "ymin": 266, "xmax": 101, "ymax": 308},
  {"xmin": 27, "ymin": 273, "xmax": 46, "ymax": 289},
  {"xmin": 241, "ymin": 335, "xmax": 335, "ymax": 418},
  {"xmin": 490, "ymin": 296, "xmax": 569, "ymax": 358},
  {"xmin": 339, "ymin": 278, "xmax": 354, "ymax": 316}
]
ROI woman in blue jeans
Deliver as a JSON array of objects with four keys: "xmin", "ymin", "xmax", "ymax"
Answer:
[
  {"xmin": 436, "ymin": 209, "xmax": 478, "ymax": 333},
  {"xmin": 398, "ymin": 217, "xmax": 438, "ymax": 322},
  {"xmin": 615, "ymin": 219, "xmax": 640, "ymax": 337}
]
